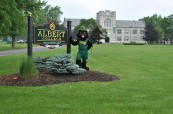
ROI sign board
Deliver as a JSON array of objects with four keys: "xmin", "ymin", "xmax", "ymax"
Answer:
[{"xmin": 34, "ymin": 20, "xmax": 67, "ymax": 43}]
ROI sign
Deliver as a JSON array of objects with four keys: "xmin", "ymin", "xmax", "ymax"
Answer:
[{"xmin": 34, "ymin": 20, "xmax": 67, "ymax": 43}]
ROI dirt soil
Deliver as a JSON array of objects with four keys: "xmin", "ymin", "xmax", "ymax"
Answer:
[{"xmin": 0, "ymin": 71, "xmax": 119, "ymax": 86}]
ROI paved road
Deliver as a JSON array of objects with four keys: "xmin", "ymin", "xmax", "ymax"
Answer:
[{"xmin": 0, "ymin": 46, "xmax": 53, "ymax": 56}]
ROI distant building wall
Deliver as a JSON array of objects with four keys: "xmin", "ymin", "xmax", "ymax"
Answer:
[
  {"xmin": 96, "ymin": 10, "xmax": 116, "ymax": 43},
  {"xmin": 64, "ymin": 10, "xmax": 145, "ymax": 43},
  {"xmin": 97, "ymin": 10, "xmax": 145, "ymax": 43}
]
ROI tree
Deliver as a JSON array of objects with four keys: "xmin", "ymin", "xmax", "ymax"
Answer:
[
  {"xmin": 143, "ymin": 21, "xmax": 159, "ymax": 43},
  {"xmin": 140, "ymin": 14, "xmax": 163, "ymax": 43},
  {"xmin": 0, "ymin": 0, "xmax": 20, "ymax": 35},
  {"xmin": 34, "ymin": 5, "xmax": 63, "ymax": 24},
  {"xmin": 73, "ymin": 18, "xmax": 97, "ymax": 34},
  {"xmin": 90, "ymin": 26, "xmax": 102, "ymax": 43},
  {"xmin": 11, "ymin": 0, "xmax": 46, "ymax": 48},
  {"xmin": 0, "ymin": 0, "xmax": 46, "ymax": 48},
  {"xmin": 0, "ymin": 0, "xmax": 25, "ymax": 48},
  {"xmin": 73, "ymin": 18, "xmax": 108, "ymax": 43},
  {"xmin": 0, "ymin": 0, "xmax": 10, "ymax": 34},
  {"xmin": 161, "ymin": 15, "xmax": 173, "ymax": 42},
  {"xmin": 15, "ymin": 0, "xmax": 46, "ymax": 15}
]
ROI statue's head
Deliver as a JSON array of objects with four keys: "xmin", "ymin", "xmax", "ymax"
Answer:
[{"xmin": 77, "ymin": 30, "xmax": 88, "ymax": 41}]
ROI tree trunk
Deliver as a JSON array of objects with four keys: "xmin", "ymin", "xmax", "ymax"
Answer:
[{"xmin": 11, "ymin": 36, "xmax": 16, "ymax": 48}]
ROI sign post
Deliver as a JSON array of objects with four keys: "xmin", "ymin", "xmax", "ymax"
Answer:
[
  {"xmin": 27, "ymin": 12, "xmax": 33, "ymax": 58},
  {"xmin": 67, "ymin": 20, "xmax": 71, "ymax": 54}
]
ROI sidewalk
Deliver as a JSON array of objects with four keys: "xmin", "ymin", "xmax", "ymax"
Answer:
[{"xmin": 0, "ymin": 46, "xmax": 52, "ymax": 56}]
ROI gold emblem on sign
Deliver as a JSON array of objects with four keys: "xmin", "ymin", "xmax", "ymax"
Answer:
[{"xmin": 50, "ymin": 22, "xmax": 55, "ymax": 30}]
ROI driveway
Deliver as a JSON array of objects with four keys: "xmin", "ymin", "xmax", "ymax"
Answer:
[{"xmin": 0, "ymin": 46, "xmax": 54, "ymax": 56}]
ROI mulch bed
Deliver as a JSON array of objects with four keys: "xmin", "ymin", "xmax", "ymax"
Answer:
[{"xmin": 0, "ymin": 71, "xmax": 119, "ymax": 86}]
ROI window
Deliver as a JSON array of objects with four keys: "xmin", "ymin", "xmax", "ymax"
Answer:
[
  {"xmin": 117, "ymin": 29, "xmax": 122, "ymax": 34},
  {"xmin": 124, "ymin": 29, "xmax": 129, "ymax": 34},
  {"xmin": 114, "ymin": 37, "xmax": 117, "ymax": 41},
  {"xmin": 124, "ymin": 36, "xmax": 129, "ymax": 41},
  {"xmin": 132, "ymin": 36, "xmax": 137, "ymax": 41},
  {"xmin": 104, "ymin": 18, "xmax": 111, "ymax": 27},
  {"xmin": 139, "ymin": 36, "xmax": 144, "ymax": 40},
  {"xmin": 140, "ymin": 30, "xmax": 144, "ymax": 34},
  {"xmin": 117, "ymin": 36, "xmax": 122, "ymax": 41},
  {"xmin": 133, "ymin": 30, "xmax": 137, "ymax": 34}
]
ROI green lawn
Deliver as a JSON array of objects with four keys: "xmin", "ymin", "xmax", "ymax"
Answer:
[
  {"xmin": 0, "ymin": 44, "xmax": 173, "ymax": 114},
  {"xmin": 0, "ymin": 41, "xmax": 28, "ymax": 51}
]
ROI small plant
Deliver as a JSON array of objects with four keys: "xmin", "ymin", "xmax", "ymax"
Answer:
[{"xmin": 19, "ymin": 57, "xmax": 37, "ymax": 78}]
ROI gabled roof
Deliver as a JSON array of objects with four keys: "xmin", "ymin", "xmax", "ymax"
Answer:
[{"xmin": 116, "ymin": 20, "xmax": 145, "ymax": 28}]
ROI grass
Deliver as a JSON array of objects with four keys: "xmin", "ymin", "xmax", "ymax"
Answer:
[
  {"xmin": 0, "ymin": 41, "xmax": 27, "ymax": 51},
  {"xmin": 0, "ymin": 44, "xmax": 173, "ymax": 114},
  {"xmin": 0, "ymin": 41, "xmax": 38, "ymax": 51}
]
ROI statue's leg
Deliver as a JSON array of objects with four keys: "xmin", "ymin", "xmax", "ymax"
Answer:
[
  {"xmin": 82, "ymin": 51, "xmax": 89, "ymax": 70},
  {"xmin": 76, "ymin": 51, "xmax": 82, "ymax": 68}
]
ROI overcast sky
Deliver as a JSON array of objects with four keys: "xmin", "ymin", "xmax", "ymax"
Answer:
[{"xmin": 46, "ymin": 0, "xmax": 173, "ymax": 22}]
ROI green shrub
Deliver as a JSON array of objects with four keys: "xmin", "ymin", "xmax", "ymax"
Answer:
[
  {"xmin": 123, "ymin": 42, "xmax": 145, "ymax": 45},
  {"xmin": 34, "ymin": 54, "xmax": 86, "ymax": 74},
  {"xmin": 19, "ymin": 58, "xmax": 37, "ymax": 78}
]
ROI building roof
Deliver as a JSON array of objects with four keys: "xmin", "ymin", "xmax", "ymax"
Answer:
[
  {"xmin": 116, "ymin": 20, "xmax": 145, "ymax": 28},
  {"xmin": 63, "ymin": 18, "xmax": 145, "ymax": 29},
  {"xmin": 63, "ymin": 18, "xmax": 81, "ymax": 27}
]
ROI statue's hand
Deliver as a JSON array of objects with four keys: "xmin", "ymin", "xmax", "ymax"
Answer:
[
  {"xmin": 73, "ymin": 38, "xmax": 78, "ymax": 42},
  {"xmin": 70, "ymin": 36, "xmax": 78, "ymax": 42},
  {"xmin": 70, "ymin": 37, "xmax": 79, "ymax": 45}
]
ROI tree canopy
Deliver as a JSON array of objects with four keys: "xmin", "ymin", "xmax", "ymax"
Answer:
[
  {"xmin": 140, "ymin": 14, "xmax": 173, "ymax": 43},
  {"xmin": 73, "ymin": 18, "xmax": 97, "ymax": 34},
  {"xmin": 73, "ymin": 18, "xmax": 107, "ymax": 43},
  {"xmin": 34, "ymin": 5, "xmax": 63, "ymax": 24},
  {"xmin": 0, "ymin": 0, "xmax": 63, "ymax": 48}
]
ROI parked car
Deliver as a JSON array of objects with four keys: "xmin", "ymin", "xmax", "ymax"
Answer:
[
  {"xmin": 44, "ymin": 42, "xmax": 60, "ymax": 49},
  {"xmin": 97, "ymin": 39, "xmax": 105, "ymax": 44},
  {"xmin": 17, "ymin": 40, "xmax": 26, "ymax": 43},
  {"xmin": 39, "ymin": 42, "xmax": 49, "ymax": 46}
]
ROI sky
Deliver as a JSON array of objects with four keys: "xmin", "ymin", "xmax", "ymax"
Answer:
[{"xmin": 46, "ymin": 0, "xmax": 173, "ymax": 22}]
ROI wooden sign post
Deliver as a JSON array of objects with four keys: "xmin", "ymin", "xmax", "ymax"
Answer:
[
  {"xmin": 27, "ymin": 13, "xmax": 33, "ymax": 58},
  {"xmin": 67, "ymin": 20, "xmax": 71, "ymax": 54}
]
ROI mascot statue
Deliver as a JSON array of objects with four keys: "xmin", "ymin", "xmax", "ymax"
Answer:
[{"xmin": 70, "ymin": 30, "xmax": 93, "ymax": 70}]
